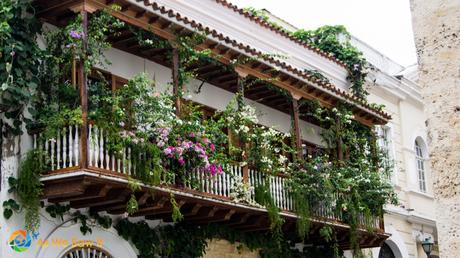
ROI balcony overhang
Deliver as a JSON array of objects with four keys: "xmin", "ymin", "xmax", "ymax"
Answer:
[
  {"xmin": 34, "ymin": 0, "xmax": 391, "ymax": 126},
  {"xmin": 41, "ymin": 169, "xmax": 389, "ymax": 249}
]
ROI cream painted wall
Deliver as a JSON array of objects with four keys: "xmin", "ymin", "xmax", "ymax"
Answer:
[
  {"xmin": 102, "ymin": 48, "xmax": 326, "ymax": 146},
  {"xmin": 368, "ymin": 78, "xmax": 436, "ymax": 258}
]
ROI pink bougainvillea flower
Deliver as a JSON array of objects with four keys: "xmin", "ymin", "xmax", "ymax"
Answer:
[
  {"xmin": 163, "ymin": 146, "xmax": 174, "ymax": 155},
  {"xmin": 210, "ymin": 144, "xmax": 215, "ymax": 152},
  {"xmin": 178, "ymin": 157, "xmax": 185, "ymax": 166}
]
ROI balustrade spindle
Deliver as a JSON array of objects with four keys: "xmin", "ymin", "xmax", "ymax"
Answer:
[
  {"xmin": 63, "ymin": 127, "xmax": 67, "ymax": 168},
  {"xmin": 69, "ymin": 126, "xmax": 74, "ymax": 167},
  {"xmin": 104, "ymin": 135, "xmax": 110, "ymax": 170},
  {"xmin": 50, "ymin": 138, "xmax": 55, "ymax": 170},
  {"xmin": 56, "ymin": 130, "xmax": 61, "ymax": 169},
  {"xmin": 74, "ymin": 125, "xmax": 79, "ymax": 166},
  {"xmin": 94, "ymin": 127, "xmax": 99, "ymax": 168}
]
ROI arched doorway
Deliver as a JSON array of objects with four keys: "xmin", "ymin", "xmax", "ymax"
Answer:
[
  {"xmin": 379, "ymin": 243, "xmax": 396, "ymax": 258},
  {"xmin": 61, "ymin": 246, "xmax": 113, "ymax": 258}
]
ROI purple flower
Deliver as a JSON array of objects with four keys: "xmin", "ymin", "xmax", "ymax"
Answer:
[
  {"xmin": 210, "ymin": 144, "xmax": 215, "ymax": 152},
  {"xmin": 189, "ymin": 133, "xmax": 195, "ymax": 138},
  {"xmin": 65, "ymin": 43, "xmax": 77, "ymax": 49},
  {"xmin": 70, "ymin": 30, "xmax": 83, "ymax": 39}
]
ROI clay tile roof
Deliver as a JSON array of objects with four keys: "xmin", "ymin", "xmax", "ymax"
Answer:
[
  {"xmin": 145, "ymin": 0, "xmax": 391, "ymax": 121},
  {"xmin": 214, "ymin": 0, "xmax": 348, "ymax": 68}
]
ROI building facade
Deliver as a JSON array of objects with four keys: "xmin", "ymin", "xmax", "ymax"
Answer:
[{"xmin": 0, "ymin": 0, "xmax": 437, "ymax": 257}]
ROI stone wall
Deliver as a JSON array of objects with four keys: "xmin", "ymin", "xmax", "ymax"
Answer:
[
  {"xmin": 203, "ymin": 239, "xmax": 260, "ymax": 258},
  {"xmin": 410, "ymin": 1, "xmax": 460, "ymax": 257}
]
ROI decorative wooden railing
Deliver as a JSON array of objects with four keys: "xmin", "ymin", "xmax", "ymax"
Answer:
[{"xmin": 32, "ymin": 124, "xmax": 383, "ymax": 230}]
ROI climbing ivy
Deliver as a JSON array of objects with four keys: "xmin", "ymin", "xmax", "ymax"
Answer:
[
  {"xmin": 0, "ymin": 0, "xmax": 43, "ymax": 135},
  {"xmin": 115, "ymin": 219, "xmax": 342, "ymax": 258},
  {"xmin": 291, "ymin": 26, "xmax": 368, "ymax": 98},
  {"xmin": 5, "ymin": 150, "xmax": 48, "ymax": 230}
]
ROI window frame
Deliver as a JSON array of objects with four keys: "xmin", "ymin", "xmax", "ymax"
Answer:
[
  {"xmin": 414, "ymin": 139, "xmax": 427, "ymax": 193},
  {"xmin": 376, "ymin": 124, "xmax": 397, "ymax": 184}
]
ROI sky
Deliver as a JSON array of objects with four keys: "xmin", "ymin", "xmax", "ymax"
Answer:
[{"xmin": 228, "ymin": 0, "xmax": 417, "ymax": 67}]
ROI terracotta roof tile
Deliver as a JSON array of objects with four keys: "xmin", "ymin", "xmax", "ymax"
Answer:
[
  {"xmin": 214, "ymin": 0, "xmax": 348, "ymax": 68},
  {"xmin": 145, "ymin": 0, "xmax": 391, "ymax": 121}
]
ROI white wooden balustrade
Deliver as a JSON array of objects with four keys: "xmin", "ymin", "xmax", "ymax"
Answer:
[
  {"xmin": 33, "ymin": 125, "xmax": 80, "ymax": 170},
  {"xmin": 33, "ymin": 124, "xmax": 375, "ymax": 225}
]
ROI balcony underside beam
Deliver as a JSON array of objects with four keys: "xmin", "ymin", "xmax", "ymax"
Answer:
[{"xmin": 41, "ymin": 171, "xmax": 389, "ymax": 250}]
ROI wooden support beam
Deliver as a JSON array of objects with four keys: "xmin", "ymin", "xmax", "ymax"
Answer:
[
  {"xmin": 43, "ymin": 180, "xmax": 87, "ymax": 199},
  {"xmin": 291, "ymin": 96, "xmax": 302, "ymax": 160},
  {"xmin": 205, "ymin": 209, "xmax": 236, "ymax": 223},
  {"xmin": 130, "ymin": 196, "xmax": 169, "ymax": 216},
  {"xmin": 234, "ymin": 216, "xmax": 266, "ymax": 230},
  {"xmin": 135, "ymin": 10, "xmax": 146, "ymax": 18},
  {"xmin": 185, "ymin": 206, "xmax": 219, "ymax": 221},
  {"xmin": 226, "ymin": 213, "xmax": 251, "ymax": 227},
  {"xmin": 172, "ymin": 47, "xmax": 181, "ymax": 116},
  {"xmin": 48, "ymin": 184, "xmax": 111, "ymax": 203},
  {"xmin": 79, "ymin": 9, "xmax": 89, "ymax": 169},
  {"xmin": 148, "ymin": 16, "xmax": 159, "ymax": 24},
  {"xmin": 71, "ymin": 189, "xmax": 130, "ymax": 209}
]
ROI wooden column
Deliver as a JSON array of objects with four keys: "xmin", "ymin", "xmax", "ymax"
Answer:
[
  {"xmin": 291, "ymin": 95, "xmax": 302, "ymax": 160},
  {"xmin": 172, "ymin": 47, "xmax": 181, "ymax": 116},
  {"xmin": 78, "ymin": 9, "xmax": 89, "ymax": 169},
  {"xmin": 235, "ymin": 68, "xmax": 249, "ymax": 183}
]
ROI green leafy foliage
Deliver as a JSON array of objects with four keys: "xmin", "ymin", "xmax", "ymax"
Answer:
[
  {"xmin": 291, "ymin": 26, "xmax": 368, "ymax": 98},
  {"xmin": 115, "ymin": 219, "xmax": 341, "ymax": 258},
  {"xmin": 170, "ymin": 193, "xmax": 184, "ymax": 223},
  {"xmin": 3, "ymin": 198, "xmax": 20, "ymax": 219},
  {"xmin": 0, "ymin": 0, "xmax": 43, "ymax": 134},
  {"xmin": 45, "ymin": 203, "xmax": 70, "ymax": 221},
  {"xmin": 16, "ymin": 150, "xmax": 48, "ymax": 231}
]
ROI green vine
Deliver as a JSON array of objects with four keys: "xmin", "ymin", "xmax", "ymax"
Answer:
[
  {"xmin": 0, "ymin": 0, "xmax": 43, "ymax": 135},
  {"xmin": 291, "ymin": 26, "xmax": 368, "ymax": 98},
  {"xmin": 15, "ymin": 150, "xmax": 47, "ymax": 230},
  {"xmin": 115, "ymin": 219, "xmax": 341, "ymax": 258}
]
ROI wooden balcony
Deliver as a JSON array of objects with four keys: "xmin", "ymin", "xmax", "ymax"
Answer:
[{"xmin": 35, "ymin": 124, "xmax": 388, "ymax": 249}]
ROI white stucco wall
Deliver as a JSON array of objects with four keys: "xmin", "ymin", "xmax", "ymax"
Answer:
[{"xmin": 102, "ymin": 48, "xmax": 325, "ymax": 146}]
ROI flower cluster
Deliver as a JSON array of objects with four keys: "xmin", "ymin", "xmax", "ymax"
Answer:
[
  {"xmin": 69, "ymin": 30, "xmax": 84, "ymax": 39},
  {"xmin": 155, "ymin": 122, "xmax": 224, "ymax": 176},
  {"xmin": 229, "ymin": 175, "xmax": 259, "ymax": 206}
]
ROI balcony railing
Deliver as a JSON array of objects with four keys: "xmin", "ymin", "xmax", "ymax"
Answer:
[{"xmin": 33, "ymin": 124, "xmax": 383, "ymax": 231}]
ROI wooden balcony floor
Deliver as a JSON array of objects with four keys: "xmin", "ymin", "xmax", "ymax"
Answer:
[{"xmin": 41, "ymin": 169, "xmax": 389, "ymax": 250}]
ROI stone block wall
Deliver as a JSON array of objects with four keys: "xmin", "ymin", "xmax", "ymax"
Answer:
[
  {"xmin": 203, "ymin": 239, "xmax": 260, "ymax": 258},
  {"xmin": 410, "ymin": 1, "xmax": 460, "ymax": 257}
]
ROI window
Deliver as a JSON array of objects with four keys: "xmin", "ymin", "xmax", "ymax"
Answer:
[
  {"xmin": 61, "ymin": 246, "xmax": 113, "ymax": 258},
  {"xmin": 376, "ymin": 125, "xmax": 395, "ymax": 183},
  {"xmin": 415, "ymin": 139, "xmax": 427, "ymax": 192}
]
